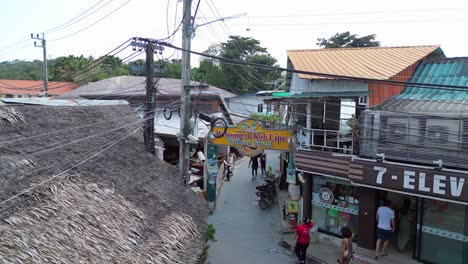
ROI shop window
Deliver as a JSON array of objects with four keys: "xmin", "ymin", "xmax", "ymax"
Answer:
[
  {"xmin": 419, "ymin": 200, "xmax": 467, "ymax": 264},
  {"xmin": 311, "ymin": 176, "xmax": 359, "ymax": 238}
]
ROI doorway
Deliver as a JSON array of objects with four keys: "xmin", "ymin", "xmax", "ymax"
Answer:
[{"xmin": 378, "ymin": 191, "xmax": 418, "ymax": 258}]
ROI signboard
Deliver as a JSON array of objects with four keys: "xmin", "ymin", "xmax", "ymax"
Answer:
[
  {"xmin": 288, "ymin": 184, "xmax": 301, "ymax": 200},
  {"xmin": 350, "ymin": 160, "xmax": 468, "ymax": 203},
  {"xmin": 319, "ymin": 187, "xmax": 334, "ymax": 204},
  {"xmin": 287, "ymin": 200, "xmax": 299, "ymax": 213},
  {"xmin": 286, "ymin": 168, "xmax": 296, "ymax": 184},
  {"xmin": 212, "ymin": 119, "xmax": 292, "ymax": 157},
  {"xmin": 206, "ymin": 144, "xmax": 218, "ymax": 202}
]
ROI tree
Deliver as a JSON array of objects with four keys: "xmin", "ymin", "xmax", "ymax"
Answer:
[
  {"xmin": 191, "ymin": 60, "xmax": 224, "ymax": 88},
  {"xmin": 217, "ymin": 36, "xmax": 281, "ymax": 94},
  {"xmin": 317, "ymin": 31, "xmax": 380, "ymax": 48}
]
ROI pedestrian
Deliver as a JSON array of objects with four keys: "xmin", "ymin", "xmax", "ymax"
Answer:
[
  {"xmin": 260, "ymin": 151, "xmax": 267, "ymax": 176},
  {"xmin": 223, "ymin": 152, "xmax": 235, "ymax": 181},
  {"xmin": 293, "ymin": 218, "xmax": 314, "ymax": 264},
  {"xmin": 375, "ymin": 200, "xmax": 395, "ymax": 260},
  {"xmin": 338, "ymin": 227, "xmax": 354, "ymax": 264},
  {"xmin": 248, "ymin": 155, "xmax": 259, "ymax": 181}
]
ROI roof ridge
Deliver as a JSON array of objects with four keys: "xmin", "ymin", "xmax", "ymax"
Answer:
[{"xmin": 287, "ymin": 45, "xmax": 440, "ymax": 52}]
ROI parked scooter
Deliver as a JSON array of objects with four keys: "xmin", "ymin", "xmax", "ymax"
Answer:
[
  {"xmin": 256, "ymin": 178, "xmax": 276, "ymax": 200},
  {"xmin": 256, "ymin": 190, "xmax": 274, "ymax": 209}
]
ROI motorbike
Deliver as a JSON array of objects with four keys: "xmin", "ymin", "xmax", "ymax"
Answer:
[
  {"xmin": 256, "ymin": 190, "xmax": 274, "ymax": 209},
  {"xmin": 255, "ymin": 178, "xmax": 276, "ymax": 199}
]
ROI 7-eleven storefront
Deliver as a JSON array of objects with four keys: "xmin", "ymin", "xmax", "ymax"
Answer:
[{"xmin": 295, "ymin": 150, "xmax": 468, "ymax": 264}]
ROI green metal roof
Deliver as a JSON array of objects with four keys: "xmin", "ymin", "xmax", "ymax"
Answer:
[
  {"xmin": 396, "ymin": 58, "xmax": 468, "ymax": 101},
  {"xmin": 377, "ymin": 58, "xmax": 468, "ymax": 114}
]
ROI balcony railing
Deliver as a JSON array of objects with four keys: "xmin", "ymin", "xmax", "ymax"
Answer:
[{"xmin": 297, "ymin": 126, "xmax": 353, "ymax": 154}]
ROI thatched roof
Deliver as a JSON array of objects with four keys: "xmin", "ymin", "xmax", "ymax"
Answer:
[{"xmin": 0, "ymin": 105, "xmax": 208, "ymax": 263}]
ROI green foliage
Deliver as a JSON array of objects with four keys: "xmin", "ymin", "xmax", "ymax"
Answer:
[
  {"xmin": 192, "ymin": 60, "xmax": 224, "ymax": 87},
  {"xmin": 192, "ymin": 36, "xmax": 281, "ymax": 94},
  {"xmin": 0, "ymin": 60, "xmax": 43, "ymax": 80},
  {"xmin": 0, "ymin": 55, "xmax": 131, "ymax": 84},
  {"xmin": 250, "ymin": 113, "xmax": 283, "ymax": 127},
  {"xmin": 205, "ymin": 224, "xmax": 216, "ymax": 241},
  {"xmin": 317, "ymin": 31, "xmax": 380, "ymax": 48}
]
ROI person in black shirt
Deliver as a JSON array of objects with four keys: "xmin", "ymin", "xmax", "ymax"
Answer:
[
  {"xmin": 260, "ymin": 151, "xmax": 267, "ymax": 175},
  {"xmin": 248, "ymin": 155, "xmax": 260, "ymax": 181}
]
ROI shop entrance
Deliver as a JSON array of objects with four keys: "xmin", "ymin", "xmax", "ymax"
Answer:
[{"xmin": 378, "ymin": 191, "xmax": 418, "ymax": 258}]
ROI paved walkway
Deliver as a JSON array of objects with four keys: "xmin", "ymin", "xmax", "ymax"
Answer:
[
  {"xmin": 207, "ymin": 151, "xmax": 298, "ymax": 264},
  {"xmin": 277, "ymin": 185, "xmax": 419, "ymax": 264}
]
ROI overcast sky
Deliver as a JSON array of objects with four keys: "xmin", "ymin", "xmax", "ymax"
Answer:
[{"xmin": 1, "ymin": 0, "xmax": 467, "ymax": 68}]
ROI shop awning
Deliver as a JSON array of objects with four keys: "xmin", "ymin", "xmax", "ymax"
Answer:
[{"xmin": 266, "ymin": 91, "xmax": 368, "ymax": 102}]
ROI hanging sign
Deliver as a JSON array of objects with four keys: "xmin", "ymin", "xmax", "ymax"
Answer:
[{"xmin": 212, "ymin": 119, "xmax": 293, "ymax": 157}]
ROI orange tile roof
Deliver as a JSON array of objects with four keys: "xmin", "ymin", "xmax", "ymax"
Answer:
[
  {"xmin": 287, "ymin": 45, "xmax": 440, "ymax": 80},
  {"xmin": 0, "ymin": 79, "xmax": 78, "ymax": 96}
]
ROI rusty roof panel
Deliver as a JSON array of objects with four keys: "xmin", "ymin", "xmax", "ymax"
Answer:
[{"xmin": 287, "ymin": 46, "xmax": 440, "ymax": 80}]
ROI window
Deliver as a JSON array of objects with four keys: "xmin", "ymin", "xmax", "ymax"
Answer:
[
  {"xmin": 419, "ymin": 200, "xmax": 467, "ymax": 264},
  {"xmin": 358, "ymin": 96, "xmax": 368, "ymax": 106},
  {"xmin": 257, "ymin": 104, "xmax": 263, "ymax": 113},
  {"xmin": 311, "ymin": 176, "xmax": 359, "ymax": 238}
]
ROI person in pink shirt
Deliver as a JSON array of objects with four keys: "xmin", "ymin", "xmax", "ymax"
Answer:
[{"xmin": 293, "ymin": 218, "xmax": 314, "ymax": 264}]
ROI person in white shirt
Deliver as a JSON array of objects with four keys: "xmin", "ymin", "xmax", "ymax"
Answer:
[
  {"xmin": 375, "ymin": 200, "xmax": 395, "ymax": 260},
  {"xmin": 223, "ymin": 152, "xmax": 235, "ymax": 181}
]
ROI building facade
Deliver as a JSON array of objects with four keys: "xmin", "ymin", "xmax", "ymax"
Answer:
[{"xmin": 288, "ymin": 57, "xmax": 468, "ymax": 263}]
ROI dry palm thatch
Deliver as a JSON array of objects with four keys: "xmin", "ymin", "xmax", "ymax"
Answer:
[
  {"xmin": 0, "ymin": 177, "xmax": 203, "ymax": 264},
  {"xmin": 0, "ymin": 107, "xmax": 24, "ymax": 125},
  {"xmin": 0, "ymin": 105, "xmax": 208, "ymax": 263}
]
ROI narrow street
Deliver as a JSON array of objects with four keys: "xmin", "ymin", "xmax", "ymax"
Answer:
[{"xmin": 207, "ymin": 150, "xmax": 297, "ymax": 264}]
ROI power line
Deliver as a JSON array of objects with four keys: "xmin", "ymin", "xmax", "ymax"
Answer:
[
  {"xmin": 49, "ymin": 0, "xmax": 132, "ymax": 42},
  {"xmin": 145, "ymin": 39, "xmax": 468, "ymax": 92},
  {"xmin": 0, "ymin": 126, "xmax": 141, "ymax": 207},
  {"xmin": 45, "ymin": 0, "xmax": 114, "ymax": 33},
  {"xmin": 3, "ymin": 39, "xmax": 136, "ymax": 90}
]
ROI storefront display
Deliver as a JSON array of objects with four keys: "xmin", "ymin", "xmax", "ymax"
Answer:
[
  {"xmin": 311, "ymin": 176, "xmax": 359, "ymax": 238},
  {"xmin": 418, "ymin": 200, "xmax": 467, "ymax": 264}
]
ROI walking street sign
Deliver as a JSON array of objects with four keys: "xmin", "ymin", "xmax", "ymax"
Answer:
[{"xmin": 211, "ymin": 119, "xmax": 293, "ymax": 157}]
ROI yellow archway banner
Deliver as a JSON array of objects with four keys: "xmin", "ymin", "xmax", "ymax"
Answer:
[{"xmin": 212, "ymin": 119, "xmax": 293, "ymax": 157}]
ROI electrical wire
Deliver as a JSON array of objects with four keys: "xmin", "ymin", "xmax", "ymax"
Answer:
[
  {"xmin": 235, "ymin": 99, "xmax": 468, "ymax": 138},
  {"xmin": 2, "ymin": 38, "xmax": 134, "ymax": 90},
  {"xmin": 45, "ymin": 0, "xmax": 114, "ymax": 33},
  {"xmin": 0, "ymin": 125, "xmax": 141, "ymax": 207},
  {"xmin": 49, "ymin": 0, "xmax": 132, "ymax": 42},
  {"xmin": 146, "ymin": 39, "xmax": 468, "ymax": 92}
]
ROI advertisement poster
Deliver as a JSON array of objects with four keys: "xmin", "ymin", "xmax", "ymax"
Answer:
[
  {"xmin": 206, "ymin": 144, "xmax": 218, "ymax": 202},
  {"xmin": 212, "ymin": 119, "xmax": 293, "ymax": 157},
  {"xmin": 286, "ymin": 168, "xmax": 296, "ymax": 184}
]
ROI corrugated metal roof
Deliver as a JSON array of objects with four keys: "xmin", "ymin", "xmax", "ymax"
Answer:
[
  {"xmin": 0, "ymin": 79, "xmax": 78, "ymax": 96},
  {"xmin": 377, "ymin": 57, "xmax": 468, "ymax": 114},
  {"xmin": 287, "ymin": 45, "xmax": 440, "ymax": 80},
  {"xmin": 58, "ymin": 76, "xmax": 235, "ymax": 99},
  {"xmin": 1, "ymin": 98, "xmax": 129, "ymax": 106}
]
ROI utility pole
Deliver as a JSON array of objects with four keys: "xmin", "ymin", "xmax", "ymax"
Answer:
[
  {"xmin": 131, "ymin": 38, "xmax": 163, "ymax": 155},
  {"xmin": 144, "ymin": 42, "xmax": 156, "ymax": 155},
  {"xmin": 179, "ymin": 0, "xmax": 192, "ymax": 183},
  {"xmin": 31, "ymin": 33, "xmax": 48, "ymax": 97}
]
